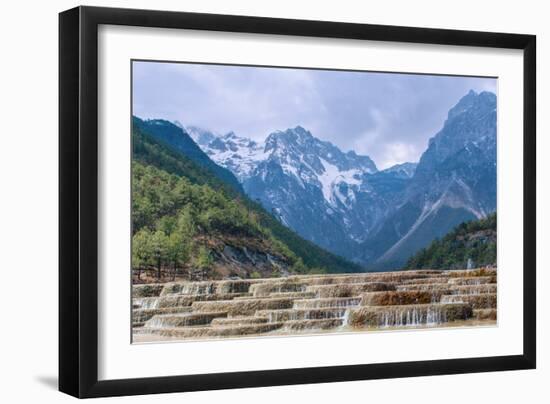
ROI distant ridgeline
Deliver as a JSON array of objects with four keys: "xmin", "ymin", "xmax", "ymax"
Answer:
[
  {"xmin": 404, "ymin": 213, "xmax": 496, "ymax": 270},
  {"xmin": 131, "ymin": 117, "xmax": 362, "ymax": 280}
]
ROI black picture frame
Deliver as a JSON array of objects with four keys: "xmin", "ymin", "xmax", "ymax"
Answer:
[{"xmin": 59, "ymin": 5, "xmax": 536, "ymax": 398}]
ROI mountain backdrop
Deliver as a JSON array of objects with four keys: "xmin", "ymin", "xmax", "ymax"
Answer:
[
  {"xmin": 176, "ymin": 90, "xmax": 497, "ymax": 270},
  {"xmin": 132, "ymin": 116, "xmax": 362, "ymax": 280}
]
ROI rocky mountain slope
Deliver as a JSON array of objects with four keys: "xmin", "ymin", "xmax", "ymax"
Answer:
[{"xmin": 363, "ymin": 90, "xmax": 497, "ymax": 269}]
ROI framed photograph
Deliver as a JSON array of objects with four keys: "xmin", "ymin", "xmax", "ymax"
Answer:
[{"xmin": 59, "ymin": 6, "xmax": 536, "ymax": 398}]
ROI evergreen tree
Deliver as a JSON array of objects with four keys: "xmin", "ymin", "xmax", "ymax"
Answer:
[
  {"xmin": 132, "ymin": 229, "xmax": 154, "ymax": 280},
  {"xmin": 194, "ymin": 246, "xmax": 214, "ymax": 280},
  {"xmin": 150, "ymin": 230, "xmax": 169, "ymax": 279}
]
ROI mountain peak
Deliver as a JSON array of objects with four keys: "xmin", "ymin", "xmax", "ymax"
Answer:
[
  {"xmin": 266, "ymin": 126, "xmax": 313, "ymax": 145},
  {"xmin": 419, "ymin": 90, "xmax": 497, "ymax": 173},
  {"xmin": 292, "ymin": 125, "xmax": 310, "ymax": 135},
  {"xmin": 223, "ymin": 131, "xmax": 238, "ymax": 140},
  {"xmin": 447, "ymin": 90, "xmax": 496, "ymax": 121}
]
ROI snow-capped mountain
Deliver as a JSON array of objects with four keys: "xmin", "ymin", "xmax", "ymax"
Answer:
[
  {"xmin": 188, "ymin": 125, "xmax": 405, "ymax": 258},
  {"xmin": 243, "ymin": 127, "xmax": 386, "ymax": 256},
  {"xmin": 184, "ymin": 90, "xmax": 497, "ymax": 269},
  {"xmin": 197, "ymin": 126, "xmax": 377, "ymax": 197}
]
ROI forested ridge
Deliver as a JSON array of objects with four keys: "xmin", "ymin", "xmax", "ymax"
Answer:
[
  {"xmin": 131, "ymin": 118, "xmax": 362, "ymax": 281},
  {"xmin": 404, "ymin": 213, "xmax": 496, "ymax": 270}
]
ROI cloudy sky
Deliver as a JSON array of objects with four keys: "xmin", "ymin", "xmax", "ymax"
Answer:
[{"xmin": 132, "ymin": 61, "xmax": 496, "ymax": 169}]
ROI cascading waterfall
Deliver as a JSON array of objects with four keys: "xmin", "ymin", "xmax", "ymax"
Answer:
[
  {"xmin": 180, "ymin": 282, "xmax": 216, "ymax": 295},
  {"xmin": 426, "ymin": 307, "xmax": 444, "ymax": 324},
  {"xmin": 134, "ymin": 297, "xmax": 160, "ymax": 309},
  {"xmin": 293, "ymin": 297, "xmax": 362, "ymax": 309},
  {"xmin": 341, "ymin": 309, "xmax": 350, "ymax": 328},
  {"xmin": 380, "ymin": 307, "xmax": 430, "ymax": 328},
  {"xmin": 133, "ymin": 268, "xmax": 495, "ymax": 341},
  {"xmin": 349, "ymin": 303, "xmax": 473, "ymax": 328}
]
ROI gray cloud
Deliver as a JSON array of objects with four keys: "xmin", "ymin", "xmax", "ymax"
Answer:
[{"xmin": 133, "ymin": 61, "xmax": 496, "ymax": 169}]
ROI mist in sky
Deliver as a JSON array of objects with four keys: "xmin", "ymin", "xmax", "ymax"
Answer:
[{"xmin": 132, "ymin": 61, "xmax": 496, "ymax": 169}]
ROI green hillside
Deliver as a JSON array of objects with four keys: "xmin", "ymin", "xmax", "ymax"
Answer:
[
  {"xmin": 404, "ymin": 213, "xmax": 496, "ymax": 270},
  {"xmin": 132, "ymin": 161, "xmax": 301, "ymax": 279},
  {"xmin": 132, "ymin": 120, "xmax": 362, "ymax": 278}
]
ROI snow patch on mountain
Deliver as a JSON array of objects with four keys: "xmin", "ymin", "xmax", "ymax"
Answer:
[{"xmin": 318, "ymin": 158, "xmax": 362, "ymax": 206}]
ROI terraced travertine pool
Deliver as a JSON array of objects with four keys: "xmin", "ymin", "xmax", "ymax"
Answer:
[{"xmin": 132, "ymin": 268, "xmax": 497, "ymax": 342}]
